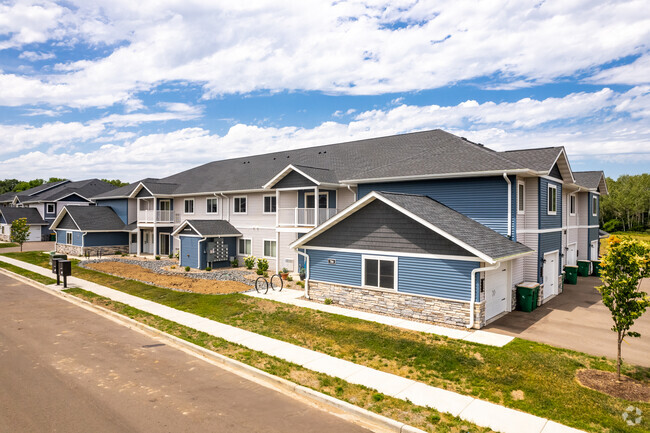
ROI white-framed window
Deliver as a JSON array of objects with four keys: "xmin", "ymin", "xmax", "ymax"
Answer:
[
  {"xmin": 263, "ymin": 239, "xmax": 277, "ymax": 258},
  {"xmin": 569, "ymin": 194, "xmax": 576, "ymax": 216},
  {"xmin": 362, "ymin": 255, "xmax": 397, "ymax": 290},
  {"xmin": 66, "ymin": 232, "xmax": 73, "ymax": 244},
  {"xmin": 547, "ymin": 184, "xmax": 557, "ymax": 215},
  {"xmin": 238, "ymin": 238, "xmax": 252, "ymax": 255},
  {"xmin": 206, "ymin": 198, "xmax": 218, "ymax": 214},
  {"xmin": 592, "ymin": 195, "xmax": 598, "ymax": 216},
  {"xmin": 184, "ymin": 199, "xmax": 194, "ymax": 214},
  {"xmin": 263, "ymin": 195, "xmax": 277, "ymax": 214},
  {"xmin": 233, "ymin": 196, "xmax": 247, "ymax": 214},
  {"xmin": 517, "ymin": 181, "xmax": 525, "ymax": 214},
  {"xmin": 46, "ymin": 203, "xmax": 55, "ymax": 214}
]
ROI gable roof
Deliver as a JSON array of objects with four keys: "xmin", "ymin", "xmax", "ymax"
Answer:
[
  {"xmin": 1, "ymin": 179, "xmax": 117, "ymax": 205},
  {"xmin": 172, "ymin": 220, "xmax": 242, "ymax": 237},
  {"xmin": 574, "ymin": 171, "xmax": 608, "ymax": 194},
  {"xmin": 0, "ymin": 180, "xmax": 70, "ymax": 204},
  {"xmin": 292, "ymin": 191, "xmax": 533, "ymax": 263},
  {"xmin": 50, "ymin": 206, "xmax": 128, "ymax": 232},
  {"xmin": 0, "ymin": 207, "xmax": 48, "ymax": 225},
  {"xmin": 501, "ymin": 147, "xmax": 575, "ymax": 183}
]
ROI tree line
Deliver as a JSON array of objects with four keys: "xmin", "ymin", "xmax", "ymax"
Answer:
[
  {"xmin": 600, "ymin": 174, "xmax": 650, "ymax": 232},
  {"xmin": 0, "ymin": 178, "xmax": 128, "ymax": 195}
]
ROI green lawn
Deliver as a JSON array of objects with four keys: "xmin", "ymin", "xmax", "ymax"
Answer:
[
  {"xmin": 0, "ymin": 242, "xmax": 17, "ymax": 248},
  {"xmin": 4, "ymin": 251, "xmax": 649, "ymax": 433},
  {"xmin": 0, "ymin": 260, "xmax": 57, "ymax": 285}
]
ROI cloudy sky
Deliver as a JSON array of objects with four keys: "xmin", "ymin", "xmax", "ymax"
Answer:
[{"xmin": 0, "ymin": 0, "xmax": 648, "ymax": 182}]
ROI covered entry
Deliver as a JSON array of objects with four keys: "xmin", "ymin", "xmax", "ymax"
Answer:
[{"xmin": 172, "ymin": 220, "xmax": 241, "ymax": 270}]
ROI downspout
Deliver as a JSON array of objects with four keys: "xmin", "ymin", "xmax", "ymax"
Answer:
[
  {"xmin": 503, "ymin": 173, "xmax": 512, "ymax": 239},
  {"xmin": 344, "ymin": 184, "xmax": 356, "ymax": 201},
  {"xmin": 296, "ymin": 250, "xmax": 310, "ymax": 299},
  {"xmin": 219, "ymin": 193, "xmax": 229, "ymax": 222},
  {"xmin": 467, "ymin": 262, "xmax": 500, "ymax": 329},
  {"xmin": 82, "ymin": 232, "xmax": 87, "ymax": 259}
]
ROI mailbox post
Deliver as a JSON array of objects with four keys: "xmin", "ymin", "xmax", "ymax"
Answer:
[
  {"xmin": 58, "ymin": 260, "xmax": 72, "ymax": 288},
  {"xmin": 52, "ymin": 258, "xmax": 61, "ymax": 285}
]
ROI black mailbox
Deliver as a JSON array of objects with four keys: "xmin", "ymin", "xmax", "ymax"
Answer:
[
  {"xmin": 52, "ymin": 258, "xmax": 60, "ymax": 274},
  {"xmin": 58, "ymin": 260, "xmax": 72, "ymax": 277}
]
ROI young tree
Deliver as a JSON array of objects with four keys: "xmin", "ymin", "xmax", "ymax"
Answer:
[
  {"xmin": 597, "ymin": 235, "xmax": 650, "ymax": 380},
  {"xmin": 10, "ymin": 218, "xmax": 31, "ymax": 252}
]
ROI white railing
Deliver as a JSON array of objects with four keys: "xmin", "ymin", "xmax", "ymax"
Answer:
[
  {"xmin": 278, "ymin": 208, "xmax": 338, "ymax": 227},
  {"xmin": 137, "ymin": 210, "xmax": 176, "ymax": 223}
]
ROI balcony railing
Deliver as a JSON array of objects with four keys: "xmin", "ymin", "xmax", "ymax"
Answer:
[
  {"xmin": 278, "ymin": 207, "xmax": 338, "ymax": 227},
  {"xmin": 137, "ymin": 210, "xmax": 177, "ymax": 223}
]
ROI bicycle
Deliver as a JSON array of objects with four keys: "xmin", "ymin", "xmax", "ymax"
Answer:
[{"xmin": 254, "ymin": 273, "xmax": 284, "ymax": 294}]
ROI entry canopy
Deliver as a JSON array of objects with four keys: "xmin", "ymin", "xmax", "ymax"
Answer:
[{"xmin": 172, "ymin": 220, "xmax": 242, "ymax": 238}]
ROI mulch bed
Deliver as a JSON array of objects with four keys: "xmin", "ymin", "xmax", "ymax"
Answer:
[{"xmin": 576, "ymin": 369, "xmax": 650, "ymax": 402}]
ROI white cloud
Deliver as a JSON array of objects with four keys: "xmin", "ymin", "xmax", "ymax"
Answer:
[
  {"xmin": 588, "ymin": 55, "xmax": 650, "ymax": 86},
  {"xmin": 18, "ymin": 51, "xmax": 56, "ymax": 61}
]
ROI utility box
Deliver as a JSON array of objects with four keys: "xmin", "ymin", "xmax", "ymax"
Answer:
[
  {"xmin": 58, "ymin": 260, "xmax": 72, "ymax": 277},
  {"xmin": 206, "ymin": 238, "xmax": 228, "ymax": 264},
  {"xmin": 50, "ymin": 253, "xmax": 67, "ymax": 265},
  {"xmin": 52, "ymin": 258, "xmax": 61, "ymax": 274}
]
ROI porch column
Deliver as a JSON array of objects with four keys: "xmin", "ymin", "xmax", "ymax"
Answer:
[
  {"xmin": 314, "ymin": 186, "xmax": 319, "ymax": 226},
  {"xmin": 153, "ymin": 226, "xmax": 158, "ymax": 256},
  {"xmin": 136, "ymin": 229, "xmax": 141, "ymax": 256}
]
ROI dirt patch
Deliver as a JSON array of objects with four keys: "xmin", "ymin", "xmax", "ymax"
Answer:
[
  {"xmin": 510, "ymin": 390, "xmax": 525, "ymax": 401},
  {"xmin": 576, "ymin": 369, "xmax": 650, "ymax": 402},
  {"xmin": 86, "ymin": 261, "xmax": 251, "ymax": 295}
]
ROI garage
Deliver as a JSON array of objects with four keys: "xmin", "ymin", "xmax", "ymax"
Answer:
[
  {"xmin": 484, "ymin": 261, "xmax": 510, "ymax": 321},
  {"xmin": 543, "ymin": 250, "xmax": 559, "ymax": 299},
  {"xmin": 0, "ymin": 207, "xmax": 48, "ymax": 242}
]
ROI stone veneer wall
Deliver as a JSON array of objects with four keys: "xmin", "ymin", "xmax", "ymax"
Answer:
[
  {"xmin": 0, "ymin": 233, "xmax": 9, "ymax": 242},
  {"xmin": 308, "ymin": 280, "xmax": 486, "ymax": 329},
  {"xmin": 55, "ymin": 243, "xmax": 128, "ymax": 257}
]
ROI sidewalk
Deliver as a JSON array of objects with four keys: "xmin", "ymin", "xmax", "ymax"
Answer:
[{"xmin": 0, "ymin": 255, "xmax": 584, "ymax": 433}]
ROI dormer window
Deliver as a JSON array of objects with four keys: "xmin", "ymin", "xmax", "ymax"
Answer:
[{"xmin": 46, "ymin": 203, "xmax": 55, "ymax": 214}]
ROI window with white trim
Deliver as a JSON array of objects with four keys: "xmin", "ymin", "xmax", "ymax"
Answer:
[
  {"xmin": 206, "ymin": 198, "xmax": 218, "ymax": 214},
  {"xmin": 263, "ymin": 239, "xmax": 276, "ymax": 258},
  {"xmin": 569, "ymin": 195, "xmax": 576, "ymax": 216},
  {"xmin": 184, "ymin": 199, "xmax": 194, "ymax": 214},
  {"xmin": 46, "ymin": 203, "xmax": 55, "ymax": 214},
  {"xmin": 517, "ymin": 181, "xmax": 525, "ymax": 214},
  {"xmin": 263, "ymin": 196, "xmax": 276, "ymax": 214},
  {"xmin": 547, "ymin": 184, "xmax": 557, "ymax": 215},
  {"xmin": 238, "ymin": 238, "xmax": 251, "ymax": 255},
  {"xmin": 363, "ymin": 256, "xmax": 397, "ymax": 290},
  {"xmin": 233, "ymin": 196, "xmax": 247, "ymax": 214},
  {"xmin": 66, "ymin": 232, "xmax": 73, "ymax": 244},
  {"xmin": 592, "ymin": 195, "xmax": 598, "ymax": 216}
]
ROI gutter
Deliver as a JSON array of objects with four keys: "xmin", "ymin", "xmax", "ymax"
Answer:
[
  {"xmin": 219, "ymin": 193, "xmax": 229, "ymax": 222},
  {"xmin": 502, "ymin": 173, "xmax": 511, "ymax": 239},
  {"xmin": 467, "ymin": 262, "xmax": 500, "ymax": 329},
  {"xmin": 344, "ymin": 184, "xmax": 356, "ymax": 201},
  {"xmin": 296, "ymin": 250, "xmax": 310, "ymax": 299}
]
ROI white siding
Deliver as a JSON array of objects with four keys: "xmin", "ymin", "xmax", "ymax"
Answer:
[
  {"xmin": 337, "ymin": 187, "xmax": 357, "ymax": 210},
  {"xmin": 523, "ymin": 177, "xmax": 538, "ymax": 231},
  {"xmin": 278, "ymin": 231, "xmax": 299, "ymax": 272},
  {"xmin": 522, "ymin": 232, "xmax": 539, "ymax": 282}
]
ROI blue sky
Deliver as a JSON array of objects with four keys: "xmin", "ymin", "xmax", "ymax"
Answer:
[{"xmin": 0, "ymin": 0, "xmax": 648, "ymax": 182}]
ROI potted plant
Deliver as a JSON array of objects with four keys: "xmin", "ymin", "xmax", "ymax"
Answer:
[
  {"xmin": 280, "ymin": 267, "xmax": 289, "ymax": 280},
  {"xmin": 299, "ymin": 266, "xmax": 306, "ymax": 281}
]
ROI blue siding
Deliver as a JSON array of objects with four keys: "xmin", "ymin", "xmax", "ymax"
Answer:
[
  {"xmin": 538, "ymin": 178, "xmax": 562, "ymax": 229},
  {"xmin": 588, "ymin": 193, "xmax": 599, "ymax": 226},
  {"xmin": 538, "ymin": 231, "xmax": 562, "ymax": 282},
  {"xmin": 41, "ymin": 225, "xmax": 51, "ymax": 239},
  {"xmin": 157, "ymin": 198, "xmax": 174, "ymax": 211},
  {"xmin": 59, "ymin": 193, "xmax": 87, "ymax": 202},
  {"xmin": 180, "ymin": 236, "xmax": 199, "ymax": 268},
  {"xmin": 97, "ymin": 199, "xmax": 129, "ymax": 224},
  {"xmin": 198, "ymin": 239, "xmax": 207, "ymax": 270},
  {"xmin": 308, "ymin": 249, "xmax": 477, "ymax": 301},
  {"xmin": 84, "ymin": 232, "xmax": 128, "ymax": 247},
  {"xmin": 588, "ymin": 227, "xmax": 600, "ymax": 260},
  {"xmin": 509, "ymin": 175, "xmax": 517, "ymax": 242},
  {"xmin": 297, "ymin": 189, "xmax": 336, "ymax": 209},
  {"xmin": 358, "ymin": 176, "xmax": 511, "ymax": 237},
  {"xmin": 156, "ymin": 226, "xmax": 174, "ymax": 255},
  {"xmin": 44, "ymin": 203, "xmax": 57, "ymax": 218},
  {"xmin": 56, "ymin": 230, "xmax": 82, "ymax": 246}
]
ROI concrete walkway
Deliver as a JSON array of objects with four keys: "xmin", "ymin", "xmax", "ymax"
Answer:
[
  {"xmin": 0, "ymin": 255, "xmax": 585, "ymax": 433},
  {"xmin": 246, "ymin": 288, "xmax": 514, "ymax": 347}
]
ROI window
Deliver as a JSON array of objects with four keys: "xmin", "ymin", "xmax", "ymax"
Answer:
[
  {"xmin": 238, "ymin": 238, "xmax": 252, "ymax": 255},
  {"xmin": 592, "ymin": 195, "xmax": 598, "ymax": 216},
  {"xmin": 233, "ymin": 196, "xmax": 247, "ymax": 214},
  {"xmin": 66, "ymin": 232, "xmax": 73, "ymax": 244},
  {"xmin": 206, "ymin": 198, "xmax": 218, "ymax": 214},
  {"xmin": 363, "ymin": 256, "xmax": 397, "ymax": 290},
  {"xmin": 46, "ymin": 203, "xmax": 55, "ymax": 214},
  {"xmin": 263, "ymin": 196, "xmax": 276, "ymax": 214},
  {"xmin": 547, "ymin": 184, "xmax": 557, "ymax": 215},
  {"xmin": 263, "ymin": 239, "xmax": 277, "ymax": 257},
  {"xmin": 569, "ymin": 195, "xmax": 576, "ymax": 216},
  {"xmin": 184, "ymin": 199, "xmax": 194, "ymax": 214},
  {"xmin": 517, "ymin": 182, "xmax": 525, "ymax": 214}
]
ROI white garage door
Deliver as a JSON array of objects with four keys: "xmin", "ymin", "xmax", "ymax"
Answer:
[
  {"xmin": 543, "ymin": 251, "xmax": 559, "ymax": 299},
  {"xmin": 566, "ymin": 243, "xmax": 577, "ymax": 266},
  {"xmin": 27, "ymin": 225, "xmax": 41, "ymax": 242},
  {"xmin": 590, "ymin": 240, "xmax": 599, "ymax": 260},
  {"xmin": 485, "ymin": 263, "xmax": 509, "ymax": 320}
]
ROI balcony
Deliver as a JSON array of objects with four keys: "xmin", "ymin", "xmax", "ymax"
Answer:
[
  {"xmin": 278, "ymin": 207, "xmax": 338, "ymax": 227},
  {"xmin": 137, "ymin": 210, "xmax": 178, "ymax": 223}
]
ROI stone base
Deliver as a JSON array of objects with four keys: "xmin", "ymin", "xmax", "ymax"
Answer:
[
  {"xmin": 308, "ymin": 280, "xmax": 485, "ymax": 329},
  {"xmin": 0, "ymin": 234, "xmax": 9, "ymax": 242},
  {"xmin": 55, "ymin": 243, "xmax": 128, "ymax": 257}
]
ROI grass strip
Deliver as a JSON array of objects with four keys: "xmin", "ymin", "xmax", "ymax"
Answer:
[
  {"xmin": 0, "ymin": 260, "xmax": 57, "ymax": 284},
  {"xmin": 0, "ymin": 243, "xmax": 17, "ymax": 248},
  {"xmin": 5, "ymin": 251, "xmax": 650, "ymax": 433},
  {"xmin": 64, "ymin": 287, "xmax": 489, "ymax": 433}
]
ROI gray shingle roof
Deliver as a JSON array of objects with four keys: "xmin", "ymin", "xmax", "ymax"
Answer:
[
  {"xmin": 61, "ymin": 206, "xmax": 128, "ymax": 231},
  {"xmin": 0, "ymin": 180, "xmax": 70, "ymax": 204},
  {"xmin": 574, "ymin": 171, "xmax": 605, "ymax": 190},
  {"xmin": 500, "ymin": 147, "xmax": 563, "ymax": 172},
  {"xmin": 375, "ymin": 192, "xmax": 532, "ymax": 261},
  {"xmin": 22, "ymin": 179, "xmax": 116, "ymax": 203},
  {"xmin": 0, "ymin": 207, "xmax": 48, "ymax": 225},
  {"xmin": 181, "ymin": 220, "xmax": 241, "ymax": 237}
]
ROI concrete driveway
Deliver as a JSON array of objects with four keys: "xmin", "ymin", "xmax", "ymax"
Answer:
[
  {"xmin": 0, "ymin": 241, "xmax": 54, "ymax": 253},
  {"xmin": 486, "ymin": 276, "xmax": 650, "ymax": 368}
]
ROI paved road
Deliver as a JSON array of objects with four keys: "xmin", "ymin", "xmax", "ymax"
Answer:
[
  {"xmin": 0, "ymin": 273, "xmax": 372, "ymax": 433},
  {"xmin": 486, "ymin": 276, "xmax": 650, "ymax": 367}
]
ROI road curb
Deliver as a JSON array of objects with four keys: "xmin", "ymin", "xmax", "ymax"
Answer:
[{"xmin": 0, "ymin": 268, "xmax": 426, "ymax": 433}]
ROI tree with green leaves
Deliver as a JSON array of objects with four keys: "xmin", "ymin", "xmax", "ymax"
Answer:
[
  {"xmin": 597, "ymin": 235, "xmax": 650, "ymax": 380},
  {"xmin": 10, "ymin": 218, "xmax": 30, "ymax": 252},
  {"xmin": 101, "ymin": 179, "xmax": 129, "ymax": 188}
]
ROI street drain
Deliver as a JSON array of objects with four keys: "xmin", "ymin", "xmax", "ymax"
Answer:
[{"xmin": 142, "ymin": 343, "xmax": 166, "ymax": 348}]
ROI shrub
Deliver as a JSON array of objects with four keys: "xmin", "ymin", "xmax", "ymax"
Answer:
[
  {"xmin": 184, "ymin": 266, "xmax": 190, "ymax": 272},
  {"xmin": 263, "ymin": 271, "xmax": 268, "ymax": 277},
  {"xmin": 256, "ymin": 269, "xmax": 264, "ymax": 275},
  {"xmin": 296, "ymin": 281, "xmax": 304, "ymax": 288},
  {"xmin": 168, "ymin": 254, "xmax": 173, "ymax": 259},
  {"xmin": 372, "ymin": 393, "xmax": 384, "ymax": 402},
  {"xmin": 281, "ymin": 267, "xmax": 289, "ymax": 274},
  {"xmin": 257, "ymin": 258, "xmax": 269, "ymax": 272},
  {"xmin": 603, "ymin": 219, "xmax": 623, "ymax": 233},
  {"xmin": 205, "ymin": 266, "xmax": 212, "ymax": 272},
  {"xmin": 231, "ymin": 258, "xmax": 239, "ymax": 268},
  {"xmin": 324, "ymin": 298, "xmax": 333, "ymax": 305},
  {"xmin": 286, "ymin": 276, "xmax": 293, "ymax": 281},
  {"xmin": 155, "ymin": 255, "xmax": 160, "ymax": 260},
  {"xmin": 244, "ymin": 255, "xmax": 256, "ymax": 270}
]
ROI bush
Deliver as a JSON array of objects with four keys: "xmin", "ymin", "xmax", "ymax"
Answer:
[
  {"xmin": 296, "ymin": 281, "xmax": 304, "ymax": 288},
  {"xmin": 168, "ymin": 254, "xmax": 173, "ymax": 259},
  {"xmin": 281, "ymin": 267, "xmax": 289, "ymax": 273},
  {"xmin": 324, "ymin": 298, "xmax": 333, "ymax": 305},
  {"xmin": 256, "ymin": 269, "xmax": 264, "ymax": 275},
  {"xmin": 286, "ymin": 276, "xmax": 293, "ymax": 281},
  {"xmin": 603, "ymin": 219, "xmax": 623, "ymax": 233},
  {"xmin": 155, "ymin": 255, "xmax": 160, "ymax": 260},
  {"xmin": 205, "ymin": 266, "xmax": 212, "ymax": 272},
  {"xmin": 184, "ymin": 266, "xmax": 190, "ymax": 272},
  {"xmin": 263, "ymin": 271, "xmax": 268, "ymax": 278},
  {"xmin": 244, "ymin": 255, "xmax": 256, "ymax": 269},
  {"xmin": 257, "ymin": 258, "xmax": 269, "ymax": 272},
  {"xmin": 231, "ymin": 258, "xmax": 239, "ymax": 268}
]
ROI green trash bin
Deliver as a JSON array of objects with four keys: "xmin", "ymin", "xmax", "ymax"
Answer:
[
  {"xmin": 577, "ymin": 260, "xmax": 591, "ymax": 277},
  {"xmin": 516, "ymin": 283, "xmax": 539, "ymax": 312},
  {"xmin": 49, "ymin": 234, "xmax": 56, "ymax": 241},
  {"xmin": 591, "ymin": 260, "xmax": 601, "ymax": 277},
  {"xmin": 564, "ymin": 265, "xmax": 578, "ymax": 285}
]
